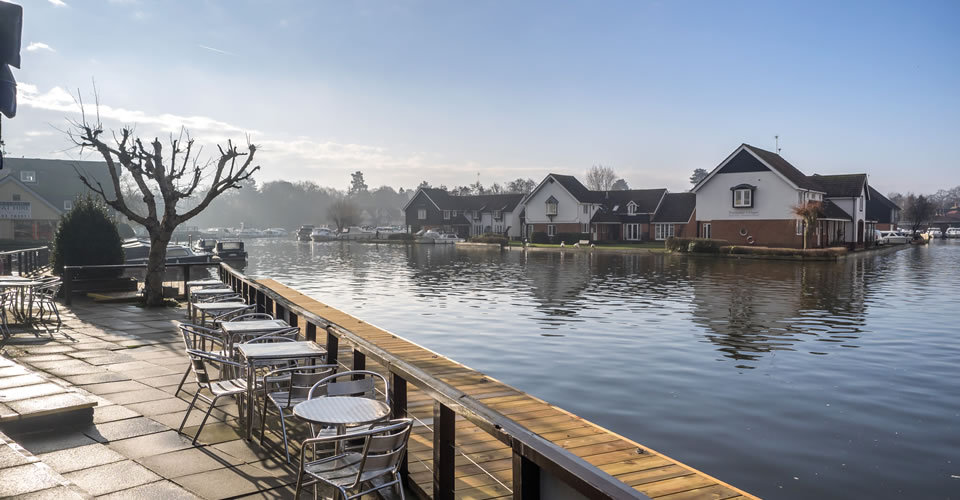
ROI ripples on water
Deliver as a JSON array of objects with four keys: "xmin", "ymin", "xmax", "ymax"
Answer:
[{"xmin": 244, "ymin": 240, "xmax": 960, "ymax": 499}]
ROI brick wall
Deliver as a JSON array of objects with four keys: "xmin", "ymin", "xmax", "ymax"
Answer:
[
  {"xmin": 529, "ymin": 223, "xmax": 584, "ymax": 233},
  {"xmin": 709, "ymin": 219, "xmax": 803, "ymax": 248}
]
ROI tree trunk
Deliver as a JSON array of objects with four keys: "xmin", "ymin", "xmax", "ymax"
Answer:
[{"xmin": 144, "ymin": 229, "xmax": 172, "ymax": 306}]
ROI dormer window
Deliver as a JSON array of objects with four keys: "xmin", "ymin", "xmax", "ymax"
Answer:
[
  {"xmin": 493, "ymin": 210, "xmax": 502, "ymax": 220},
  {"xmin": 20, "ymin": 171, "xmax": 36, "ymax": 183},
  {"xmin": 545, "ymin": 196, "xmax": 558, "ymax": 216},
  {"xmin": 472, "ymin": 210, "xmax": 480, "ymax": 220},
  {"xmin": 443, "ymin": 210, "xmax": 451, "ymax": 220},
  {"xmin": 731, "ymin": 184, "xmax": 755, "ymax": 208},
  {"xmin": 627, "ymin": 201, "xmax": 637, "ymax": 215}
]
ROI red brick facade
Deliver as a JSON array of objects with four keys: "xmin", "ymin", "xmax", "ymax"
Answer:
[
  {"xmin": 706, "ymin": 219, "xmax": 803, "ymax": 248},
  {"xmin": 528, "ymin": 223, "xmax": 584, "ymax": 234}
]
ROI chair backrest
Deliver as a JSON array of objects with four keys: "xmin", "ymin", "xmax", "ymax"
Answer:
[
  {"xmin": 227, "ymin": 313, "xmax": 275, "ymax": 322},
  {"xmin": 206, "ymin": 293, "xmax": 243, "ymax": 303},
  {"xmin": 350, "ymin": 419, "xmax": 413, "ymax": 486},
  {"xmin": 211, "ymin": 304, "xmax": 256, "ymax": 322},
  {"xmin": 287, "ymin": 365, "xmax": 338, "ymax": 403},
  {"xmin": 244, "ymin": 334, "xmax": 296, "ymax": 344},
  {"xmin": 178, "ymin": 322, "xmax": 216, "ymax": 351},
  {"xmin": 309, "ymin": 370, "xmax": 389, "ymax": 405}
]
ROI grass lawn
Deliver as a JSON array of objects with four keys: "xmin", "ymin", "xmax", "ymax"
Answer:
[{"xmin": 507, "ymin": 241, "xmax": 666, "ymax": 251}]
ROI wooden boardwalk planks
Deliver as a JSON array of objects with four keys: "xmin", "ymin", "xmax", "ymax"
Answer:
[{"xmin": 257, "ymin": 279, "xmax": 759, "ymax": 500}]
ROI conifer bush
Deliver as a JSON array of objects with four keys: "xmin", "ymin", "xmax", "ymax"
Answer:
[{"xmin": 52, "ymin": 195, "xmax": 124, "ymax": 275}]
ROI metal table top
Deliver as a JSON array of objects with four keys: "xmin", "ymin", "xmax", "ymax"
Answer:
[
  {"xmin": 186, "ymin": 279, "xmax": 225, "ymax": 287},
  {"xmin": 191, "ymin": 288, "xmax": 235, "ymax": 296},
  {"xmin": 236, "ymin": 341, "xmax": 325, "ymax": 360},
  {"xmin": 191, "ymin": 301, "xmax": 249, "ymax": 311},
  {"xmin": 0, "ymin": 280, "xmax": 43, "ymax": 287},
  {"xmin": 221, "ymin": 319, "xmax": 289, "ymax": 334},
  {"xmin": 293, "ymin": 397, "xmax": 390, "ymax": 426}
]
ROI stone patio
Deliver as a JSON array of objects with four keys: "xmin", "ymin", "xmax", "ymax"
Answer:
[{"xmin": 0, "ymin": 299, "xmax": 341, "ymax": 499}]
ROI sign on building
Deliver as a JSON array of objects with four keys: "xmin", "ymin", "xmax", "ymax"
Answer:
[{"xmin": 0, "ymin": 201, "xmax": 31, "ymax": 219}]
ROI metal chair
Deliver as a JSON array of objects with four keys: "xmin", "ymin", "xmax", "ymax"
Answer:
[
  {"xmin": 201, "ymin": 293, "xmax": 245, "ymax": 303},
  {"xmin": 294, "ymin": 418, "xmax": 413, "ymax": 500},
  {"xmin": 177, "ymin": 349, "xmax": 250, "ymax": 445},
  {"xmin": 227, "ymin": 313, "xmax": 276, "ymax": 322},
  {"xmin": 259, "ymin": 363, "xmax": 339, "ymax": 463},
  {"xmin": 308, "ymin": 370, "xmax": 390, "ymax": 406},
  {"xmin": 34, "ymin": 279, "xmax": 62, "ymax": 327},
  {"xmin": 175, "ymin": 322, "xmax": 229, "ymax": 397},
  {"xmin": 208, "ymin": 303, "xmax": 256, "ymax": 324},
  {"xmin": 0, "ymin": 289, "xmax": 16, "ymax": 340}
]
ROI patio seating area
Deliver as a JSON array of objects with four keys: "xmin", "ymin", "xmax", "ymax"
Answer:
[{"xmin": 0, "ymin": 283, "xmax": 411, "ymax": 499}]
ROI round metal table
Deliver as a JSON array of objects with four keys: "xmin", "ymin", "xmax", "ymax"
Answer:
[{"xmin": 293, "ymin": 396, "xmax": 390, "ymax": 427}]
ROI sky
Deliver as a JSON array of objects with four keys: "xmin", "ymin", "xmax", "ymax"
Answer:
[{"xmin": 7, "ymin": 0, "xmax": 959, "ymax": 194}]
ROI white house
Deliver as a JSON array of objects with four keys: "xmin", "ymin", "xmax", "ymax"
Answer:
[{"xmin": 521, "ymin": 174, "xmax": 601, "ymax": 240}]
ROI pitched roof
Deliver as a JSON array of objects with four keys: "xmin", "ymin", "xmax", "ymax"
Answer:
[
  {"xmin": 0, "ymin": 157, "xmax": 111, "ymax": 209},
  {"xmin": 548, "ymin": 174, "xmax": 600, "ymax": 203},
  {"xmin": 866, "ymin": 186, "xmax": 900, "ymax": 224},
  {"xmin": 820, "ymin": 200, "xmax": 852, "ymax": 221},
  {"xmin": 810, "ymin": 174, "xmax": 868, "ymax": 198},
  {"xmin": 420, "ymin": 188, "xmax": 523, "ymax": 212},
  {"xmin": 653, "ymin": 192, "xmax": 696, "ymax": 223},
  {"xmin": 589, "ymin": 189, "xmax": 666, "ymax": 224},
  {"xmin": 741, "ymin": 144, "xmax": 822, "ymax": 191}
]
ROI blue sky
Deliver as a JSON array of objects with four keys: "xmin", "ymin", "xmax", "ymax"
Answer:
[{"xmin": 11, "ymin": 0, "xmax": 959, "ymax": 193}]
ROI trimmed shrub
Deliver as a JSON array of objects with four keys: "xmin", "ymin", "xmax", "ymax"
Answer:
[
  {"xmin": 666, "ymin": 237, "xmax": 729, "ymax": 253},
  {"xmin": 470, "ymin": 234, "xmax": 508, "ymax": 246},
  {"xmin": 530, "ymin": 231, "xmax": 550, "ymax": 244},
  {"xmin": 387, "ymin": 232, "xmax": 414, "ymax": 241},
  {"xmin": 719, "ymin": 246, "xmax": 848, "ymax": 258},
  {"xmin": 52, "ymin": 195, "xmax": 124, "ymax": 276}
]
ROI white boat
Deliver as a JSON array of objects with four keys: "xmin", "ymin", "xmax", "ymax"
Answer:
[
  {"xmin": 946, "ymin": 227, "xmax": 960, "ymax": 239},
  {"xmin": 236, "ymin": 228, "xmax": 264, "ymax": 238},
  {"xmin": 876, "ymin": 230, "xmax": 908, "ymax": 245},
  {"xmin": 416, "ymin": 230, "xmax": 463, "ymax": 244},
  {"xmin": 925, "ymin": 227, "xmax": 942, "ymax": 238},
  {"xmin": 310, "ymin": 227, "xmax": 338, "ymax": 242},
  {"xmin": 339, "ymin": 226, "xmax": 377, "ymax": 240},
  {"xmin": 262, "ymin": 227, "xmax": 288, "ymax": 237},
  {"xmin": 374, "ymin": 227, "xmax": 402, "ymax": 239}
]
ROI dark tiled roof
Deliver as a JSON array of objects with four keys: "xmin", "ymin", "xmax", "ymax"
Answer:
[
  {"xmin": 549, "ymin": 174, "xmax": 600, "ymax": 202},
  {"xmin": 420, "ymin": 189, "xmax": 523, "ymax": 212},
  {"xmin": 742, "ymin": 144, "xmax": 822, "ymax": 191},
  {"xmin": 1, "ymin": 157, "xmax": 111, "ymax": 210},
  {"xmin": 589, "ymin": 189, "xmax": 666, "ymax": 224},
  {"xmin": 653, "ymin": 192, "xmax": 696, "ymax": 223},
  {"xmin": 866, "ymin": 186, "xmax": 900, "ymax": 224},
  {"xmin": 820, "ymin": 200, "xmax": 852, "ymax": 221},
  {"xmin": 810, "ymin": 174, "xmax": 868, "ymax": 198}
]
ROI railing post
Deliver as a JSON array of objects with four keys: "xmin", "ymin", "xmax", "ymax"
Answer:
[
  {"xmin": 255, "ymin": 290, "xmax": 265, "ymax": 313},
  {"xmin": 391, "ymin": 373, "xmax": 408, "ymax": 482},
  {"xmin": 275, "ymin": 303, "xmax": 286, "ymax": 323},
  {"xmin": 513, "ymin": 451, "xmax": 541, "ymax": 500},
  {"xmin": 434, "ymin": 402, "xmax": 455, "ymax": 500},
  {"xmin": 182, "ymin": 264, "xmax": 191, "ymax": 299},
  {"xmin": 352, "ymin": 350, "xmax": 365, "ymax": 378},
  {"xmin": 306, "ymin": 322, "xmax": 317, "ymax": 342},
  {"xmin": 265, "ymin": 296, "xmax": 274, "ymax": 317},
  {"xmin": 17, "ymin": 252, "xmax": 22, "ymax": 275},
  {"xmin": 288, "ymin": 314, "xmax": 299, "ymax": 339},
  {"xmin": 325, "ymin": 326, "xmax": 339, "ymax": 365},
  {"xmin": 63, "ymin": 267, "xmax": 74, "ymax": 306}
]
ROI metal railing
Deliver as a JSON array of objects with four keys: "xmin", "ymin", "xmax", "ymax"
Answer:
[
  {"xmin": 0, "ymin": 246, "xmax": 51, "ymax": 276},
  {"xmin": 62, "ymin": 262, "xmax": 221, "ymax": 305},
  {"xmin": 218, "ymin": 263, "xmax": 647, "ymax": 500}
]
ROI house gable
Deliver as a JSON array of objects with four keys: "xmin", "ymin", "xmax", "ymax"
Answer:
[{"xmin": 716, "ymin": 149, "xmax": 770, "ymax": 175}]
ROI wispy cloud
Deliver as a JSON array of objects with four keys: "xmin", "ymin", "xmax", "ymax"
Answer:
[
  {"xmin": 198, "ymin": 45, "xmax": 234, "ymax": 56},
  {"xmin": 48, "ymin": 0, "xmax": 67, "ymax": 7},
  {"xmin": 26, "ymin": 42, "xmax": 55, "ymax": 53}
]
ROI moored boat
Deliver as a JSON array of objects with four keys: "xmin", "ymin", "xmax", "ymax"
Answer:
[
  {"xmin": 297, "ymin": 225, "xmax": 315, "ymax": 241},
  {"xmin": 310, "ymin": 227, "xmax": 337, "ymax": 242},
  {"xmin": 339, "ymin": 226, "xmax": 377, "ymax": 240}
]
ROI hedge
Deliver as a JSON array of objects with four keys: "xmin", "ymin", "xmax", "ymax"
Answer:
[
  {"xmin": 719, "ymin": 246, "xmax": 848, "ymax": 257},
  {"xmin": 470, "ymin": 234, "xmax": 508, "ymax": 246},
  {"xmin": 665, "ymin": 237, "xmax": 730, "ymax": 253},
  {"xmin": 52, "ymin": 195, "xmax": 124, "ymax": 276}
]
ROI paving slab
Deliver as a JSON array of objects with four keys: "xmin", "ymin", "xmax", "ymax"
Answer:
[
  {"xmin": 107, "ymin": 430, "xmax": 195, "ymax": 459},
  {"xmin": 104, "ymin": 387, "xmax": 172, "ymax": 405},
  {"xmin": 97, "ymin": 479, "xmax": 201, "ymax": 500},
  {"xmin": 13, "ymin": 485, "xmax": 90, "ymax": 499},
  {"xmin": 92, "ymin": 404, "xmax": 142, "ymax": 424},
  {"xmin": 125, "ymin": 396, "xmax": 190, "ymax": 416},
  {"xmin": 0, "ymin": 463, "xmax": 66, "ymax": 497},
  {"xmin": 0, "ymin": 373, "xmax": 48, "ymax": 389},
  {"xmin": 0, "ymin": 381, "xmax": 68, "ymax": 402},
  {"xmin": 82, "ymin": 416, "xmax": 168, "ymax": 443},
  {"xmin": 64, "ymin": 459, "xmax": 162, "ymax": 496},
  {"xmin": 136, "ymin": 446, "xmax": 243, "ymax": 478},
  {"xmin": 38, "ymin": 443, "xmax": 127, "ymax": 474},
  {"xmin": 5, "ymin": 392, "xmax": 96, "ymax": 420},
  {"xmin": 173, "ymin": 464, "xmax": 293, "ymax": 499},
  {"xmin": 61, "ymin": 371, "xmax": 129, "ymax": 385},
  {"xmin": 12, "ymin": 430, "xmax": 98, "ymax": 454}
]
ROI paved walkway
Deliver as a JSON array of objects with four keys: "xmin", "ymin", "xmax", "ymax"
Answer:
[{"xmin": 0, "ymin": 299, "xmax": 305, "ymax": 499}]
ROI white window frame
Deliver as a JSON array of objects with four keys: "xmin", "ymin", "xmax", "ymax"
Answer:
[
  {"xmin": 654, "ymin": 223, "xmax": 675, "ymax": 241},
  {"xmin": 20, "ymin": 171, "xmax": 36, "ymax": 183},
  {"xmin": 627, "ymin": 202, "xmax": 637, "ymax": 215},
  {"xmin": 417, "ymin": 208, "xmax": 427, "ymax": 220},
  {"xmin": 12, "ymin": 194, "xmax": 20, "ymax": 201},
  {"xmin": 625, "ymin": 223, "xmax": 640, "ymax": 240},
  {"xmin": 64, "ymin": 200, "xmax": 73, "ymax": 210},
  {"xmin": 581, "ymin": 222, "xmax": 589, "ymax": 233},
  {"xmin": 701, "ymin": 222, "xmax": 711, "ymax": 239},
  {"xmin": 546, "ymin": 201, "xmax": 558, "ymax": 216},
  {"xmin": 733, "ymin": 188, "xmax": 752, "ymax": 208},
  {"xmin": 796, "ymin": 219, "xmax": 804, "ymax": 235},
  {"xmin": 582, "ymin": 204, "xmax": 589, "ymax": 214},
  {"xmin": 443, "ymin": 210, "xmax": 451, "ymax": 220},
  {"xmin": 493, "ymin": 210, "xmax": 502, "ymax": 220},
  {"xmin": 547, "ymin": 224, "xmax": 556, "ymax": 237}
]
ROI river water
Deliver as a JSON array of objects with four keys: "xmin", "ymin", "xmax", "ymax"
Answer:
[{"xmin": 241, "ymin": 239, "xmax": 959, "ymax": 499}]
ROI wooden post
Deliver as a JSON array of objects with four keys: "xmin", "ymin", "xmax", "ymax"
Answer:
[
  {"xmin": 17, "ymin": 252, "xmax": 22, "ymax": 275},
  {"xmin": 434, "ymin": 402, "xmax": 455, "ymax": 500},
  {"xmin": 289, "ymin": 314, "xmax": 299, "ymax": 339},
  {"xmin": 275, "ymin": 303, "xmax": 286, "ymax": 323},
  {"xmin": 265, "ymin": 297, "xmax": 274, "ymax": 317},
  {"xmin": 325, "ymin": 326, "xmax": 339, "ymax": 365},
  {"xmin": 352, "ymin": 350, "xmax": 365, "ymax": 378},
  {"xmin": 513, "ymin": 451, "xmax": 541, "ymax": 500},
  {"xmin": 391, "ymin": 373, "xmax": 408, "ymax": 482},
  {"xmin": 182, "ymin": 265, "xmax": 191, "ymax": 301},
  {"xmin": 306, "ymin": 322, "xmax": 317, "ymax": 342}
]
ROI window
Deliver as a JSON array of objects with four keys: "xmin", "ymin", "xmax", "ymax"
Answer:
[
  {"xmin": 627, "ymin": 202, "xmax": 637, "ymax": 215},
  {"xmin": 859, "ymin": 198, "xmax": 863, "ymax": 212},
  {"xmin": 64, "ymin": 200, "xmax": 73, "ymax": 210},
  {"xmin": 654, "ymin": 223, "xmax": 675, "ymax": 240},
  {"xmin": 701, "ymin": 222, "xmax": 711, "ymax": 239},
  {"xmin": 732, "ymin": 187, "xmax": 753, "ymax": 208},
  {"xmin": 545, "ymin": 196, "xmax": 558, "ymax": 216},
  {"xmin": 493, "ymin": 210, "xmax": 502, "ymax": 220},
  {"xmin": 581, "ymin": 222, "xmax": 589, "ymax": 233},
  {"xmin": 473, "ymin": 210, "xmax": 480, "ymax": 220},
  {"xmin": 443, "ymin": 210, "xmax": 451, "ymax": 220},
  {"xmin": 625, "ymin": 223, "xmax": 640, "ymax": 240},
  {"xmin": 547, "ymin": 224, "xmax": 556, "ymax": 237},
  {"xmin": 417, "ymin": 208, "xmax": 427, "ymax": 220},
  {"xmin": 796, "ymin": 219, "xmax": 804, "ymax": 235},
  {"xmin": 12, "ymin": 194, "xmax": 20, "ymax": 201},
  {"xmin": 20, "ymin": 171, "xmax": 36, "ymax": 183},
  {"xmin": 582, "ymin": 204, "xmax": 589, "ymax": 214}
]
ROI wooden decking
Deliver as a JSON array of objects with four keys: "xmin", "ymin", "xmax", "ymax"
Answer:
[{"xmin": 258, "ymin": 278, "xmax": 758, "ymax": 500}]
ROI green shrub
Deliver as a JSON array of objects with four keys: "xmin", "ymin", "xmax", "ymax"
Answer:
[
  {"xmin": 52, "ymin": 195, "xmax": 124, "ymax": 275},
  {"xmin": 470, "ymin": 234, "xmax": 508, "ymax": 246},
  {"xmin": 387, "ymin": 232, "xmax": 414, "ymax": 241},
  {"xmin": 530, "ymin": 232, "xmax": 550, "ymax": 244},
  {"xmin": 666, "ymin": 237, "xmax": 729, "ymax": 253}
]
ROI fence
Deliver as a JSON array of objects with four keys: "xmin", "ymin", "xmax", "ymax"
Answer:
[{"xmin": 0, "ymin": 246, "xmax": 51, "ymax": 276}]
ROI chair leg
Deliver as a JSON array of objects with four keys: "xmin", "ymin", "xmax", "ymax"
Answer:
[
  {"xmin": 179, "ymin": 390, "xmax": 201, "ymax": 434},
  {"xmin": 174, "ymin": 365, "xmax": 192, "ymax": 398},
  {"xmin": 295, "ymin": 468, "xmax": 304, "ymax": 499},
  {"xmin": 259, "ymin": 397, "xmax": 270, "ymax": 445},
  {"xmin": 193, "ymin": 394, "xmax": 221, "ymax": 445},
  {"xmin": 279, "ymin": 409, "xmax": 290, "ymax": 464}
]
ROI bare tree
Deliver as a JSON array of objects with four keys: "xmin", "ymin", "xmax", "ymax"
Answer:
[
  {"xmin": 903, "ymin": 194, "xmax": 935, "ymax": 237},
  {"xmin": 792, "ymin": 201, "xmax": 824, "ymax": 250},
  {"xmin": 585, "ymin": 164, "xmax": 617, "ymax": 191},
  {"xmin": 328, "ymin": 197, "xmax": 360, "ymax": 232},
  {"xmin": 506, "ymin": 178, "xmax": 536, "ymax": 194},
  {"xmin": 69, "ymin": 111, "xmax": 258, "ymax": 306}
]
